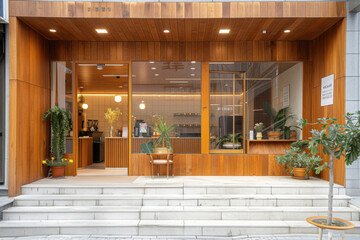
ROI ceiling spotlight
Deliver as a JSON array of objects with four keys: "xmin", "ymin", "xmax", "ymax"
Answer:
[
  {"xmin": 82, "ymin": 103, "xmax": 88, "ymax": 110},
  {"xmin": 262, "ymin": 30, "xmax": 267, "ymax": 34},
  {"xmin": 163, "ymin": 30, "xmax": 170, "ymax": 33},
  {"xmin": 219, "ymin": 29, "xmax": 230, "ymax": 34},
  {"xmin": 114, "ymin": 95, "xmax": 122, "ymax": 103},
  {"xmin": 154, "ymin": 74, "xmax": 159, "ymax": 77},
  {"xmin": 79, "ymin": 86, "xmax": 84, "ymax": 89},
  {"xmin": 284, "ymin": 29, "xmax": 291, "ymax": 33},
  {"xmin": 191, "ymin": 61, "xmax": 196, "ymax": 64},
  {"xmin": 49, "ymin": 29, "xmax": 56, "ymax": 33},
  {"xmin": 191, "ymin": 68, "xmax": 196, "ymax": 70},
  {"xmin": 139, "ymin": 100, "xmax": 146, "ymax": 110},
  {"xmin": 151, "ymin": 67, "xmax": 157, "ymax": 70},
  {"xmin": 149, "ymin": 61, "xmax": 155, "ymax": 64},
  {"xmin": 96, "ymin": 29, "xmax": 108, "ymax": 34}
]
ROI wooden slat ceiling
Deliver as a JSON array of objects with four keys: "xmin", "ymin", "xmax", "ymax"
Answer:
[{"xmin": 20, "ymin": 17, "xmax": 341, "ymax": 41}]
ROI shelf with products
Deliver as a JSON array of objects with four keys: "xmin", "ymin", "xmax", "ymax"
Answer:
[
  {"xmin": 176, "ymin": 124, "xmax": 200, "ymax": 128},
  {"xmin": 174, "ymin": 113, "xmax": 200, "ymax": 117}
]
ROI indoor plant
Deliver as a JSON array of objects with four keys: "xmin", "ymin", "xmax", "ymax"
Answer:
[
  {"xmin": 284, "ymin": 126, "xmax": 299, "ymax": 140},
  {"xmin": 104, "ymin": 107, "xmax": 122, "ymax": 137},
  {"xmin": 216, "ymin": 133, "xmax": 242, "ymax": 149},
  {"xmin": 276, "ymin": 140, "xmax": 327, "ymax": 179},
  {"xmin": 263, "ymin": 102, "xmax": 291, "ymax": 140},
  {"xmin": 42, "ymin": 105, "xmax": 73, "ymax": 178},
  {"xmin": 301, "ymin": 112, "xmax": 360, "ymax": 230},
  {"xmin": 153, "ymin": 117, "xmax": 175, "ymax": 154},
  {"xmin": 254, "ymin": 122, "xmax": 264, "ymax": 140}
]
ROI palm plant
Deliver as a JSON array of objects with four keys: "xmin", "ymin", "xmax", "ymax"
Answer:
[
  {"xmin": 43, "ymin": 105, "xmax": 71, "ymax": 166},
  {"xmin": 153, "ymin": 117, "xmax": 176, "ymax": 152},
  {"xmin": 263, "ymin": 102, "xmax": 291, "ymax": 132}
]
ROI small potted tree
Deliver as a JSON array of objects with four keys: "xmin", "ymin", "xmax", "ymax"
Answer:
[
  {"xmin": 301, "ymin": 112, "xmax": 360, "ymax": 236},
  {"xmin": 104, "ymin": 107, "xmax": 122, "ymax": 137},
  {"xmin": 42, "ymin": 105, "xmax": 73, "ymax": 178},
  {"xmin": 153, "ymin": 117, "xmax": 175, "ymax": 154}
]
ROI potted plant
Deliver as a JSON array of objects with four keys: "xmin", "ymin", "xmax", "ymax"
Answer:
[
  {"xmin": 254, "ymin": 122, "xmax": 264, "ymax": 140},
  {"xmin": 42, "ymin": 105, "xmax": 73, "ymax": 178},
  {"xmin": 284, "ymin": 126, "xmax": 300, "ymax": 139},
  {"xmin": 104, "ymin": 107, "xmax": 122, "ymax": 137},
  {"xmin": 276, "ymin": 140, "xmax": 327, "ymax": 179},
  {"xmin": 301, "ymin": 112, "xmax": 360, "ymax": 234},
  {"xmin": 263, "ymin": 102, "xmax": 291, "ymax": 140},
  {"xmin": 140, "ymin": 141, "xmax": 154, "ymax": 154},
  {"xmin": 216, "ymin": 133, "xmax": 242, "ymax": 149},
  {"xmin": 153, "ymin": 117, "xmax": 175, "ymax": 154}
]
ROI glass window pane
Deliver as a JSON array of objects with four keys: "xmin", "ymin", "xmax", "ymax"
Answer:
[{"xmin": 131, "ymin": 61, "xmax": 201, "ymax": 154}]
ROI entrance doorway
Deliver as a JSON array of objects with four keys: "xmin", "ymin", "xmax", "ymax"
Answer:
[{"xmin": 76, "ymin": 63, "xmax": 129, "ymax": 176}]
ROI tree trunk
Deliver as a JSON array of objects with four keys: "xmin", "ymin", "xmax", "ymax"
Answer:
[{"xmin": 327, "ymin": 152, "xmax": 335, "ymax": 226}]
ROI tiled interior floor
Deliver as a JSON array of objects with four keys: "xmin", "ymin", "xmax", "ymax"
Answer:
[{"xmin": 77, "ymin": 162, "xmax": 128, "ymax": 176}]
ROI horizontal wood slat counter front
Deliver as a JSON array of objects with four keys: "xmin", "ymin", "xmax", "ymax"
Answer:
[
  {"xmin": 105, "ymin": 137, "xmax": 128, "ymax": 168},
  {"xmin": 247, "ymin": 140, "xmax": 297, "ymax": 155},
  {"xmin": 132, "ymin": 137, "xmax": 201, "ymax": 154}
]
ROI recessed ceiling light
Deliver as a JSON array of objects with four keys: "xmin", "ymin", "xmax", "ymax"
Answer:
[
  {"xmin": 154, "ymin": 74, "xmax": 159, "ymax": 77},
  {"xmin": 191, "ymin": 68, "xmax": 196, "ymax": 70},
  {"xmin": 219, "ymin": 29, "xmax": 230, "ymax": 34},
  {"xmin": 163, "ymin": 30, "xmax": 170, "ymax": 33},
  {"xmin": 262, "ymin": 30, "xmax": 267, "ymax": 34},
  {"xmin": 149, "ymin": 61, "xmax": 155, "ymax": 64},
  {"xmin": 49, "ymin": 29, "xmax": 56, "ymax": 33},
  {"xmin": 96, "ymin": 29, "xmax": 108, "ymax": 34},
  {"xmin": 79, "ymin": 86, "xmax": 84, "ymax": 89},
  {"xmin": 151, "ymin": 67, "xmax": 157, "ymax": 70},
  {"xmin": 191, "ymin": 61, "xmax": 196, "ymax": 64},
  {"xmin": 284, "ymin": 29, "xmax": 291, "ymax": 33}
]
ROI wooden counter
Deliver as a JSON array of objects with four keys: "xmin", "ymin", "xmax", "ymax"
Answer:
[
  {"xmin": 132, "ymin": 137, "xmax": 201, "ymax": 154},
  {"xmin": 105, "ymin": 137, "xmax": 128, "ymax": 168},
  {"xmin": 247, "ymin": 140, "xmax": 296, "ymax": 154},
  {"xmin": 78, "ymin": 137, "xmax": 93, "ymax": 168}
]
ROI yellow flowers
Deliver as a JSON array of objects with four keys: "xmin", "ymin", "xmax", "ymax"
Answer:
[
  {"xmin": 51, "ymin": 157, "xmax": 55, "ymax": 160},
  {"xmin": 42, "ymin": 160, "xmax": 46, "ymax": 164},
  {"xmin": 69, "ymin": 159, "xmax": 74, "ymax": 163},
  {"xmin": 104, "ymin": 108, "xmax": 122, "ymax": 125}
]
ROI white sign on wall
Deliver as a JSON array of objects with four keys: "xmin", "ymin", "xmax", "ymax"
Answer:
[
  {"xmin": 321, "ymin": 74, "xmax": 334, "ymax": 107},
  {"xmin": 283, "ymin": 84, "xmax": 290, "ymax": 108}
]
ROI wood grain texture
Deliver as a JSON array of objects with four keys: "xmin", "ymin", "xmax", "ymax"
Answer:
[
  {"xmin": 78, "ymin": 138, "xmax": 93, "ymax": 168},
  {"xmin": 9, "ymin": 17, "xmax": 50, "ymax": 196},
  {"xmin": 247, "ymin": 140, "xmax": 296, "ymax": 155},
  {"xmin": 50, "ymin": 40, "xmax": 310, "ymax": 62},
  {"xmin": 19, "ymin": 17, "xmax": 342, "ymax": 42},
  {"xmin": 105, "ymin": 138, "xmax": 129, "ymax": 168},
  {"xmin": 131, "ymin": 154, "xmax": 289, "ymax": 177},
  {"xmin": 10, "ymin": 1, "xmax": 346, "ymax": 19},
  {"xmin": 132, "ymin": 138, "xmax": 200, "ymax": 154},
  {"xmin": 303, "ymin": 19, "xmax": 346, "ymax": 186},
  {"xmin": 201, "ymin": 62, "xmax": 209, "ymax": 154}
]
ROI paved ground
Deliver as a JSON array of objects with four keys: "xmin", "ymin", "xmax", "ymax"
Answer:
[{"xmin": 3, "ymin": 235, "xmax": 360, "ymax": 240}]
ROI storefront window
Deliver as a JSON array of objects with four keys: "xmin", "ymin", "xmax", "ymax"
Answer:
[{"xmin": 132, "ymin": 61, "xmax": 201, "ymax": 154}]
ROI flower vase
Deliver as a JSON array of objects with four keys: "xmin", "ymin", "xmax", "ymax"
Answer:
[
  {"xmin": 256, "ymin": 132, "xmax": 262, "ymax": 140},
  {"xmin": 109, "ymin": 125, "xmax": 113, "ymax": 137}
]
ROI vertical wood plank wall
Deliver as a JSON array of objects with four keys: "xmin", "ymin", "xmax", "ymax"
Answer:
[
  {"xmin": 105, "ymin": 138, "xmax": 128, "ymax": 168},
  {"xmin": 9, "ymin": 17, "xmax": 51, "ymax": 196},
  {"xmin": 303, "ymin": 19, "xmax": 346, "ymax": 186}
]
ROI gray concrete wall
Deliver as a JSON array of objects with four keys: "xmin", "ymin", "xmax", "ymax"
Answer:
[{"xmin": 345, "ymin": 3, "xmax": 360, "ymax": 196}]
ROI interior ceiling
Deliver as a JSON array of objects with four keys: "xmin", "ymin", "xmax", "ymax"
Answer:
[{"xmin": 20, "ymin": 17, "xmax": 341, "ymax": 41}]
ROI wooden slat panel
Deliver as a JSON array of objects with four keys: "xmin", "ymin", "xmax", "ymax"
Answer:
[
  {"xmin": 247, "ymin": 140, "xmax": 296, "ymax": 155},
  {"xmin": 78, "ymin": 138, "xmax": 93, "ymax": 168},
  {"xmin": 105, "ymin": 138, "xmax": 129, "ymax": 168},
  {"xmin": 131, "ymin": 138, "xmax": 200, "ymax": 154}
]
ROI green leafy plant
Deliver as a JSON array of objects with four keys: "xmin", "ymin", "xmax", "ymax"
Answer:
[
  {"xmin": 254, "ymin": 122, "xmax": 264, "ymax": 133},
  {"xmin": 300, "ymin": 111, "xmax": 360, "ymax": 226},
  {"xmin": 140, "ymin": 141, "xmax": 154, "ymax": 154},
  {"xmin": 153, "ymin": 117, "xmax": 176, "ymax": 152},
  {"xmin": 216, "ymin": 133, "xmax": 242, "ymax": 148},
  {"xmin": 276, "ymin": 140, "xmax": 327, "ymax": 178},
  {"xmin": 42, "ymin": 105, "xmax": 72, "ymax": 167},
  {"xmin": 263, "ymin": 102, "xmax": 291, "ymax": 132}
]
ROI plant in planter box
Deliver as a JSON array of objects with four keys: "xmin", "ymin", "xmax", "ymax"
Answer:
[
  {"xmin": 216, "ymin": 133, "xmax": 242, "ymax": 149},
  {"xmin": 263, "ymin": 102, "xmax": 291, "ymax": 140},
  {"xmin": 153, "ymin": 117, "xmax": 175, "ymax": 154},
  {"xmin": 284, "ymin": 126, "xmax": 300, "ymax": 140},
  {"xmin": 300, "ymin": 112, "xmax": 360, "ymax": 229},
  {"xmin": 42, "ymin": 105, "xmax": 73, "ymax": 178},
  {"xmin": 276, "ymin": 140, "xmax": 327, "ymax": 179},
  {"xmin": 254, "ymin": 122, "xmax": 264, "ymax": 140}
]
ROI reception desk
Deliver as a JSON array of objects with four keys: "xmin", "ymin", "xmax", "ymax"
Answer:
[
  {"xmin": 105, "ymin": 137, "xmax": 129, "ymax": 168},
  {"xmin": 132, "ymin": 137, "xmax": 201, "ymax": 154}
]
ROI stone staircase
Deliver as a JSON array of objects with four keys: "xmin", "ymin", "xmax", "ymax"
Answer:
[{"xmin": 0, "ymin": 178, "xmax": 360, "ymax": 237}]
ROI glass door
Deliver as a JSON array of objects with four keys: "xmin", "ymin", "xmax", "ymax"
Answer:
[{"xmin": 209, "ymin": 71, "xmax": 245, "ymax": 153}]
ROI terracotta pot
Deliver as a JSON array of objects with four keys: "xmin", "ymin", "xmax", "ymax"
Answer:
[
  {"xmin": 268, "ymin": 131, "xmax": 281, "ymax": 140},
  {"xmin": 154, "ymin": 147, "xmax": 171, "ymax": 154},
  {"xmin": 292, "ymin": 167, "xmax": 308, "ymax": 180},
  {"xmin": 51, "ymin": 166, "xmax": 65, "ymax": 178},
  {"xmin": 290, "ymin": 130, "xmax": 297, "ymax": 140}
]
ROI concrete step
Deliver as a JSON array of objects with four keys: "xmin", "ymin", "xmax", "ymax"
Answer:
[
  {"xmin": 0, "ymin": 219, "xmax": 359, "ymax": 237},
  {"xmin": 2, "ymin": 206, "xmax": 359, "ymax": 221},
  {"xmin": 13, "ymin": 194, "xmax": 352, "ymax": 207},
  {"xmin": 20, "ymin": 183, "xmax": 346, "ymax": 196}
]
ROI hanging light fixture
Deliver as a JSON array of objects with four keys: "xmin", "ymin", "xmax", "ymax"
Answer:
[
  {"xmin": 114, "ymin": 95, "xmax": 122, "ymax": 103},
  {"xmin": 139, "ymin": 100, "xmax": 146, "ymax": 110},
  {"xmin": 82, "ymin": 103, "xmax": 89, "ymax": 109}
]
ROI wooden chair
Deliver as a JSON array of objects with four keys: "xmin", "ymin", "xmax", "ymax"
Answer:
[{"xmin": 148, "ymin": 153, "xmax": 174, "ymax": 178}]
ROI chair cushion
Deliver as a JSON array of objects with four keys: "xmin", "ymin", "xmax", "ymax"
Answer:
[{"xmin": 152, "ymin": 159, "xmax": 173, "ymax": 164}]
